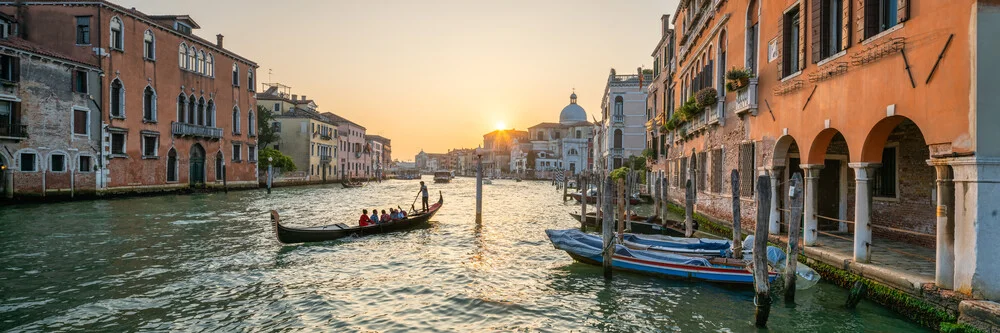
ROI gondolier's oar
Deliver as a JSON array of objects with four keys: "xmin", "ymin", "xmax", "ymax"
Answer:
[{"xmin": 410, "ymin": 190, "xmax": 420, "ymax": 211}]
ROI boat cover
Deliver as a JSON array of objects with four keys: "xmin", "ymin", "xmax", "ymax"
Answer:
[
  {"xmin": 545, "ymin": 229, "xmax": 712, "ymax": 267},
  {"xmin": 622, "ymin": 234, "xmax": 731, "ymax": 250}
]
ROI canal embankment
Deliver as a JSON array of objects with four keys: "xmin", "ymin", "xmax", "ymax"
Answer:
[{"xmin": 661, "ymin": 200, "xmax": 998, "ymax": 332}]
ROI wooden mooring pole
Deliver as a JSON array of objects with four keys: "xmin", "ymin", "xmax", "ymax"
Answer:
[
  {"xmin": 730, "ymin": 170, "xmax": 743, "ymax": 259},
  {"xmin": 580, "ymin": 173, "xmax": 588, "ymax": 231},
  {"xmin": 785, "ymin": 172, "xmax": 804, "ymax": 302},
  {"xmin": 661, "ymin": 174, "xmax": 668, "ymax": 223},
  {"xmin": 684, "ymin": 177, "xmax": 694, "ymax": 237},
  {"xmin": 653, "ymin": 174, "xmax": 661, "ymax": 218},
  {"xmin": 476, "ymin": 155, "xmax": 483, "ymax": 223},
  {"xmin": 753, "ymin": 174, "xmax": 772, "ymax": 328},
  {"xmin": 617, "ymin": 178, "xmax": 626, "ymax": 242},
  {"xmin": 602, "ymin": 175, "xmax": 614, "ymax": 279},
  {"xmin": 563, "ymin": 171, "xmax": 570, "ymax": 201}
]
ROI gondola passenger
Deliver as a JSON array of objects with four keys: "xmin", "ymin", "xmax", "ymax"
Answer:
[
  {"xmin": 359, "ymin": 209, "xmax": 373, "ymax": 227},
  {"xmin": 380, "ymin": 210, "xmax": 390, "ymax": 223},
  {"xmin": 370, "ymin": 208, "xmax": 380, "ymax": 225}
]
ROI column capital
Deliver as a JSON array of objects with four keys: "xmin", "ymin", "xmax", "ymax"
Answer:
[
  {"xmin": 849, "ymin": 162, "xmax": 881, "ymax": 181},
  {"xmin": 800, "ymin": 164, "xmax": 824, "ymax": 178}
]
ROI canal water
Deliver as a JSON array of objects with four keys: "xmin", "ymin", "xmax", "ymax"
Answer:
[{"xmin": 1, "ymin": 178, "xmax": 927, "ymax": 332}]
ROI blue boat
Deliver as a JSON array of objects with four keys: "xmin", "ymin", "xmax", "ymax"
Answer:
[
  {"xmin": 546, "ymin": 229, "xmax": 778, "ymax": 285},
  {"xmin": 621, "ymin": 233, "xmax": 734, "ymax": 257}
]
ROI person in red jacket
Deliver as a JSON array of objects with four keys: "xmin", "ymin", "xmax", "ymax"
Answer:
[{"xmin": 359, "ymin": 209, "xmax": 372, "ymax": 227}]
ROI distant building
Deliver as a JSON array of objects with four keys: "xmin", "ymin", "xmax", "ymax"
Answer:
[
  {"xmin": 595, "ymin": 69, "xmax": 651, "ymax": 171},
  {"xmin": 323, "ymin": 112, "xmax": 366, "ymax": 180},
  {"xmin": 482, "ymin": 129, "xmax": 528, "ymax": 177},
  {"xmin": 366, "ymin": 135, "xmax": 391, "ymax": 179},
  {"xmin": 257, "ymin": 83, "xmax": 338, "ymax": 180},
  {"xmin": 521, "ymin": 92, "xmax": 595, "ymax": 179}
]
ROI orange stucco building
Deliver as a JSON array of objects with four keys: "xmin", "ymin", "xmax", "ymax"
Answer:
[
  {"xmin": 649, "ymin": 0, "xmax": 1000, "ymax": 303},
  {"xmin": 0, "ymin": 0, "xmax": 259, "ymax": 197}
]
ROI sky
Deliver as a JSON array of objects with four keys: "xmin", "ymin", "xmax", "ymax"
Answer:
[{"xmin": 117, "ymin": 0, "xmax": 680, "ymax": 160}]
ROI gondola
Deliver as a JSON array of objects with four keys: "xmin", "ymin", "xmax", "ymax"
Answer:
[
  {"xmin": 567, "ymin": 192, "xmax": 642, "ymax": 205},
  {"xmin": 342, "ymin": 182, "xmax": 364, "ymax": 188},
  {"xmin": 569, "ymin": 212, "xmax": 686, "ymax": 236},
  {"xmin": 270, "ymin": 192, "xmax": 444, "ymax": 244}
]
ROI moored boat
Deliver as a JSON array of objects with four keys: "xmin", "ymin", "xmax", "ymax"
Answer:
[
  {"xmin": 270, "ymin": 192, "xmax": 444, "ymax": 244},
  {"xmin": 342, "ymin": 182, "xmax": 364, "ymax": 188},
  {"xmin": 567, "ymin": 192, "xmax": 642, "ymax": 205},
  {"xmin": 568, "ymin": 212, "xmax": 684, "ymax": 236},
  {"xmin": 433, "ymin": 171, "xmax": 452, "ymax": 183},
  {"xmin": 545, "ymin": 229, "xmax": 778, "ymax": 285}
]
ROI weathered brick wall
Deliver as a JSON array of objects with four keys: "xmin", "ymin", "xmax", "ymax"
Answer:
[{"xmin": 871, "ymin": 121, "xmax": 936, "ymax": 248}]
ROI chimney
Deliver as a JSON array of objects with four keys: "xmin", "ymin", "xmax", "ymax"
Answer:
[
  {"xmin": 661, "ymin": 15, "xmax": 670, "ymax": 36},
  {"xmin": 291, "ymin": 94, "xmax": 297, "ymax": 101},
  {"xmin": 216, "ymin": 34, "xmax": 224, "ymax": 48},
  {"xmin": 302, "ymin": 95, "xmax": 307, "ymax": 101}
]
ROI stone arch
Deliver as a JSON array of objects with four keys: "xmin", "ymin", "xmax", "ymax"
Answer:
[
  {"xmin": 807, "ymin": 128, "xmax": 850, "ymax": 165},
  {"xmin": 772, "ymin": 134, "xmax": 800, "ymax": 168},
  {"xmin": 861, "ymin": 115, "xmax": 920, "ymax": 163},
  {"xmin": 189, "ymin": 143, "xmax": 206, "ymax": 186}
]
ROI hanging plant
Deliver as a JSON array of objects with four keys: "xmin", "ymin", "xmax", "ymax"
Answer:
[
  {"xmin": 695, "ymin": 87, "xmax": 719, "ymax": 108},
  {"xmin": 726, "ymin": 67, "xmax": 753, "ymax": 91}
]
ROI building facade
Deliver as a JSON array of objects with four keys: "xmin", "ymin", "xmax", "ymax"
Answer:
[
  {"xmin": 0, "ymin": 1, "xmax": 260, "ymax": 196},
  {"xmin": 653, "ymin": 0, "xmax": 1000, "ymax": 303},
  {"xmin": 366, "ymin": 135, "xmax": 390, "ymax": 180},
  {"xmin": 324, "ymin": 112, "xmax": 366, "ymax": 180},
  {"xmin": 257, "ymin": 83, "xmax": 338, "ymax": 181},
  {"xmin": 482, "ymin": 129, "xmax": 528, "ymax": 177},
  {"xmin": 595, "ymin": 69, "xmax": 652, "ymax": 172}
]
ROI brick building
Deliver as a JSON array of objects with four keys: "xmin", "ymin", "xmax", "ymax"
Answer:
[
  {"xmin": 0, "ymin": 34, "xmax": 102, "ymax": 199},
  {"xmin": 651, "ymin": 0, "xmax": 1000, "ymax": 301},
  {"xmin": 0, "ymin": 1, "xmax": 259, "ymax": 196}
]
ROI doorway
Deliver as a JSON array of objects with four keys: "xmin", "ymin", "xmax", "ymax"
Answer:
[{"xmin": 189, "ymin": 144, "xmax": 206, "ymax": 187}]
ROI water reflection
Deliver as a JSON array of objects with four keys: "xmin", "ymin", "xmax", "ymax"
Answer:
[{"xmin": 0, "ymin": 177, "xmax": 927, "ymax": 332}]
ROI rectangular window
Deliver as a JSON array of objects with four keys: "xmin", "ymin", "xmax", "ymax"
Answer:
[
  {"xmin": 73, "ymin": 108, "xmax": 89, "ymax": 135},
  {"xmin": 739, "ymin": 142, "xmax": 755, "ymax": 198},
  {"xmin": 232, "ymin": 144, "xmax": 242, "ymax": 162},
  {"xmin": 76, "ymin": 16, "xmax": 91, "ymax": 45},
  {"xmin": 274, "ymin": 103, "xmax": 281, "ymax": 113},
  {"xmin": 142, "ymin": 135, "xmax": 158, "ymax": 157},
  {"xmin": 711, "ymin": 148, "xmax": 723, "ymax": 193},
  {"xmin": 782, "ymin": 6, "xmax": 801, "ymax": 77},
  {"xmin": 821, "ymin": 0, "xmax": 844, "ymax": 59},
  {"xmin": 0, "ymin": 55, "xmax": 16, "ymax": 82},
  {"xmin": 73, "ymin": 70, "xmax": 87, "ymax": 93},
  {"xmin": 79, "ymin": 155, "xmax": 92, "ymax": 172},
  {"xmin": 111, "ymin": 132, "xmax": 126, "ymax": 155},
  {"xmin": 50, "ymin": 154, "xmax": 66, "ymax": 172},
  {"xmin": 272, "ymin": 122, "xmax": 281, "ymax": 132},
  {"xmin": 697, "ymin": 152, "xmax": 707, "ymax": 193},
  {"xmin": 20, "ymin": 153, "xmax": 35, "ymax": 172},
  {"xmin": 865, "ymin": 0, "xmax": 899, "ymax": 38},
  {"xmin": 248, "ymin": 145, "xmax": 257, "ymax": 162},
  {"xmin": 874, "ymin": 146, "xmax": 897, "ymax": 198}
]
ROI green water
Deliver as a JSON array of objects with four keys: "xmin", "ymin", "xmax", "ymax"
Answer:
[{"xmin": 0, "ymin": 178, "xmax": 928, "ymax": 332}]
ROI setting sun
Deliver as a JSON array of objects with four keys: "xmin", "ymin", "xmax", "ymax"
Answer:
[{"xmin": 495, "ymin": 122, "xmax": 507, "ymax": 130}]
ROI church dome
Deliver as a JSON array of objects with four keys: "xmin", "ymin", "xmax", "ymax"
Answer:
[{"xmin": 559, "ymin": 92, "xmax": 587, "ymax": 125}]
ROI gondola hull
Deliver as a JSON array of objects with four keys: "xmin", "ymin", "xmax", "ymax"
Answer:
[
  {"xmin": 569, "ymin": 212, "xmax": 684, "ymax": 236},
  {"xmin": 567, "ymin": 192, "xmax": 642, "ymax": 205},
  {"xmin": 270, "ymin": 193, "xmax": 443, "ymax": 244},
  {"xmin": 342, "ymin": 182, "xmax": 364, "ymax": 188}
]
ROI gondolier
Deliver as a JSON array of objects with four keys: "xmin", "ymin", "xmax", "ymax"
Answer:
[{"xmin": 419, "ymin": 181, "xmax": 430, "ymax": 212}]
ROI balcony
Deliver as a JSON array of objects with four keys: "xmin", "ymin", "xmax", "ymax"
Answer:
[
  {"xmin": 612, "ymin": 114, "xmax": 625, "ymax": 124},
  {"xmin": 0, "ymin": 122, "xmax": 27, "ymax": 140},
  {"xmin": 320, "ymin": 155, "xmax": 333, "ymax": 164},
  {"xmin": 611, "ymin": 148, "xmax": 624, "ymax": 157},
  {"xmin": 728, "ymin": 78, "xmax": 759, "ymax": 116},
  {"xmin": 320, "ymin": 134, "xmax": 333, "ymax": 141},
  {"xmin": 171, "ymin": 122, "xmax": 223, "ymax": 139}
]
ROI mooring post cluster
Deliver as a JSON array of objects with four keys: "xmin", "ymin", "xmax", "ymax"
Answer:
[{"xmin": 753, "ymin": 174, "xmax": 772, "ymax": 328}]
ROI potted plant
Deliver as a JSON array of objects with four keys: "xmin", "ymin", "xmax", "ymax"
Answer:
[
  {"xmin": 726, "ymin": 67, "xmax": 752, "ymax": 91},
  {"xmin": 695, "ymin": 88, "xmax": 718, "ymax": 108}
]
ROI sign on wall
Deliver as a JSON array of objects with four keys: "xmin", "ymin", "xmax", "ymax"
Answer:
[{"xmin": 768, "ymin": 38, "xmax": 779, "ymax": 63}]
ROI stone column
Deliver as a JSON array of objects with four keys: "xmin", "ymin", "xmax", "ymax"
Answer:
[
  {"xmin": 849, "ymin": 163, "xmax": 878, "ymax": 263},
  {"xmin": 801, "ymin": 164, "xmax": 824, "ymax": 246},
  {"xmin": 929, "ymin": 159, "xmax": 955, "ymax": 289},
  {"xmin": 768, "ymin": 167, "xmax": 784, "ymax": 234},
  {"xmin": 949, "ymin": 157, "xmax": 1000, "ymax": 300}
]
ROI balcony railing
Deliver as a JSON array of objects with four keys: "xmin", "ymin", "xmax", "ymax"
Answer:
[
  {"xmin": 612, "ymin": 114, "xmax": 625, "ymax": 124},
  {"xmin": 171, "ymin": 122, "xmax": 223, "ymax": 139},
  {"xmin": 320, "ymin": 155, "xmax": 333, "ymax": 163},
  {"xmin": 0, "ymin": 122, "xmax": 27, "ymax": 139},
  {"xmin": 320, "ymin": 134, "xmax": 333, "ymax": 140},
  {"xmin": 611, "ymin": 148, "xmax": 624, "ymax": 156},
  {"xmin": 729, "ymin": 78, "xmax": 759, "ymax": 116}
]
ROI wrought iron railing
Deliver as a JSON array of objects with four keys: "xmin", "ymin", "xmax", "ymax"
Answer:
[
  {"xmin": 611, "ymin": 148, "xmax": 624, "ymax": 156},
  {"xmin": 171, "ymin": 122, "xmax": 223, "ymax": 139},
  {"xmin": 729, "ymin": 78, "xmax": 758, "ymax": 116},
  {"xmin": 612, "ymin": 114, "xmax": 625, "ymax": 124},
  {"xmin": 0, "ymin": 123, "xmax": 27, "ymax": 139}
]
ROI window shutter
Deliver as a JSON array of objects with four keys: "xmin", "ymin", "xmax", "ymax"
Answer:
[
  {"xmin": 842, "ymin": 0, "xmax": 852, "ymax": 50},
  {"xmin": 11, "ymin": 56, "xmax": 19, "ymax": 82},
  {"xmin": 12, "ymin": 101, "xmax": 20, "ymax": 124},
  {"xmin": 864, "ymin": 0, "xmax": 879, "ymax": 39},
  {"xmin": 811, "ymin": 0, "xmax": 822, "ymax": 63},
  {"xmin": 74, "ymin": 110, "xmax": 87, "ymax": 134},
  {"xmin": 70, "ymin": 70, "xmax": 77, "ymax": 92},
  {"xmin": 856, "ymin": 0, "xmax": 866, "ymax": 42},
  {"xmin": 897, "ymin": 0, "xmax": 909, "ymax": 23},
  {"xmin": 798, "ymin": 2, "xmax": 807, "ymax": 70},
  {"xmin": 777, "ymin": 14, "xmax": 784, "ymax": 79}
]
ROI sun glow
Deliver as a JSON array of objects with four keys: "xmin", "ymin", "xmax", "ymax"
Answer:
[{"xmin": 495, "ymin": 122, "xmax": 507, "ymax": 130}]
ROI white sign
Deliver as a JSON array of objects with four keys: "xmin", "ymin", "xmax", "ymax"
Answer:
[{"xmin": 768, "ymin": 38, "xmax": 779, "ymax": 63}]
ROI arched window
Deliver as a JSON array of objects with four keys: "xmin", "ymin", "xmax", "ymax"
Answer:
[
  {"xmin": 207, "ymin": 54, "xmax": 215, "ymax": 77},
  {"xmin": 576, "ymin": 130, "xmax": 582, "ymax": 139},
  {"xmin": 206, "ymin": 100, "xmax": 215, "ymax": 127},
  {"xmin": 554, "ymin": 131, "xmax": 561, "ymax": 139},
  {"xmin": 197, "ymin": 97, "xmax": 206, "ymax": 125},
  {"xmin": 193, "ymin": 49, "xmax": 201, "ymax": 73},
  {"xmin": 177, "ymin": 93, "xmax": 186, "ymax": 123},
  {"xmin": 746, "ymin": 0, "xmax": 760, "ymax": 74},
  {"xmin": 215, "ymin": 151, "xmax": 224, "ymax": 180},
  {"xmin": 110, "ymin": 17, "xmax": 123, "ymax": 50},
  {"xmin": 717, "ymin": 30, "xmax": 727, "ymax": 99},
  {"xmin": 247, "ymin": 69, "xmax": 254, "ymax": 90},
  {"xmin": 188, "ymin": 46, "xmax": 197, "ymax": 71},
  {"xmin": 614, "ymin": 129, "xmax": 623, "ymax": 149},
  {"xmin": 166, "ymin": 148, "xmax": 178, "ymax": 182},
  {"xmin": 248, "ymin": 111, "xmax": 255, "ymax": 136},
  {"xmin": 569, "ymin": 149, "xmax": 578, "ymax": 155},
  {"xmin": 143, "ymin": 86, "xmax": 156, "ymax": 121},
  {"xmin": 200, "ymin": 50, "xmax": 207, "ymax": 75},
  {"xmin": 232, "ymin": 106, "xmax": 241, "ymax": 134},
  {"xmin": 232, "ymin": 63, "xmax": 239, "ymax": 86},
  {"xmin": 614, "ymin": 96, "xmax": 624, "ymax": 115},
  {"xmin": 187, "ymin": 95, "xmax": 196, "ymax": 125},
  {"xmin": 178, "ymin": 43, "xmax": 187, "ymax": 68},
  {"xmin": 110, "ymin": 79, "xmax": 124, "ymax": 117},
  {"xmin": 143, "ymin": 30, "xmax": 155, "ymax": 59}
]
